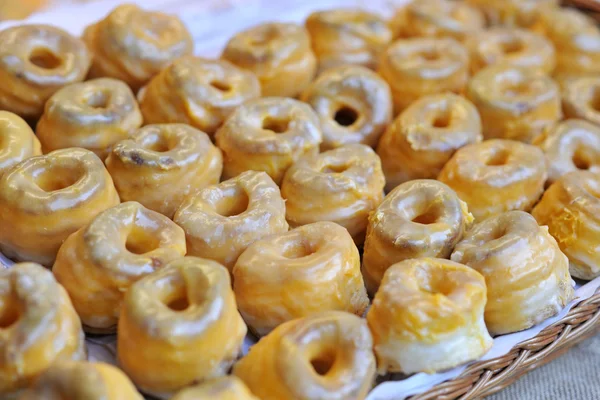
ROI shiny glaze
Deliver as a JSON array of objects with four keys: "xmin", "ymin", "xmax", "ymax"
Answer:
[
  {"xmin": 562, "ymin": 77, "xmax": 600, "ymax": 126},
  {"xmin": 0, "ymin": 111, "xmax": 41, "ymax": 176},
  {"xmin": 171, "ymin": 377, "xmax": 259, "ymax": 400},
  {"xmin": 466, "ymin": 0, "xmax": 558, "ymax": 28}
]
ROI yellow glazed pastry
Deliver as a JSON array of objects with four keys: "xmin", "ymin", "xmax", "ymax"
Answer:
[
  {"xmin": 532, "ymin": 171, "xmax": 600, "ymax": 280},
  {"xmin": 451, "ymin": 211, "xmax": 574, "ymax": 335},
  {"xmin": 233, "ymin": 311, "xmax": 376, "ymax": 400},
  {"xmin": 367, "ymin": 258, "xmax": 492, "ymax": 374},
  {"xmin": 377, "ymin": 93, "xmax": 482, "ymax": 191},
  {"xmin": 0, "ymin": 148, "xmax": 119, "ymax": 266},
  {"xmin": 36, "ymin": 78, "xmax": 143, "ymax": 159},
  {"xmin": 118, "ymin": 257, "xmax": 247, "ymax": 397},
  {"xmin": 83, "ymin": 4, "xmax": 193, "ymax": 91},
  {"xmin": 215, "ymin": 97, "xmax": 322, "ymax": 185},
  {"xmin": 19, "ymin": 361, "xmax": 143, "ymax": 400},
  {"xmin": 281, "ymin": 144, "xmax": 385, "ymax": 244},
  {"xmin": 53, "ymin": 202, "xmax": 186, "ymax": 333},
  {"xmin": 106, "ymin": 124, "xmax": 222, "ymax": 218},
  {"xmin": 221, "ymin": 22, "xmax": 316, "ymax": 97},
  {"xmin": 467, "ymin": 28, "xmax": 556, "ymax": 75},
  {"xmin": 305, "ymin": 9, "xmax": 392, "ymax": 72},
  {"xmin": 467, "ymin": 65, "xmax": 561, "ymax": 143},
  {"xmin": 233, "ymin": 221, "xmax": 368, "ymax": 336},
  {"xmin": 171, "ymin": 377, "xmax": 258, "ymax": 400},
  {"xmin": 139, "ymin": 56, "xmax": 261, "ymax": 136},
  {"xmin": 466, "ymin": 0, "xmax": 558, "ymax": 28},
  {"xmin": 0, "ymin": 263, "xmax": 85, "ymax": 397},
  {"xmin": 362, "ymin": 179, "xmax": 473, "ymax": 295},
  {"xmin": 300, "ymin": 65, "xmax": 392, "ymax": 150},
  {"xmin": 562, "ymin": 77, "xmax": 600, "ymax": 126},
  {"xmin": 378, "ymin": 38, "xmax": 469, "ymax": 113},
  {"xmin": 0, "ymin": 111, "xmax": 41, "ymax": 177},
  {"xmin": 174, "ymin": 171, "xmax": 288, "ymax": 273},
  {"xmin": 0, "ymin": 24, "xmax": 91, "ymax": 118},
  {"xmin": 438, "ymin": 139, "xmax": 546, "ymax": 220}
]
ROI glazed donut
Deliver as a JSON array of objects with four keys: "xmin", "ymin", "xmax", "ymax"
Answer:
[
  {"xmin": 36, "ymin": 78, "xmax": 143, "ymax": 159},
  {"xmin": 118, "ymin": 257, "xmax": 247, "ymax": 397},
  {"xmin": 221, "ymin": 22, "xmax": 316, "ymax": 97},
  {"xmin": 362, "ymin": 179, "xmax": 473, "ymax": 295},
  {"xmin": 562, "ymin": 77, "xmax": 600, "ymax": 126},
  {"xmin": 0, "ymin": 263, "xmax": 85, "ymax": 397},
  {"xmin": 171, "ymin": 377, "xmax": 258, "ymax": 400},
  {"xmin": 535, "ymin": 119, "xmax": 600, "ymax": 185},
  {"xmin": 83, "ymin": 4, "xmax": 193, "ymax": 91},
  {"xmin": 106, "ymin": 124, "xmax": 222, "ymax": 218},
  {"xmin": 174, "ymin": 171, "xmax": 288, "ymax": 273},
  {"xmin": 139, "ymin": 56, "xmax": 261, "ymax": 136},
  {"xmin": 451, "ymin": 211, "xmax": 574, "ymax": 335},
  {"xmin": 0, "ymin": 111, "xmax": 41, "ymax": 177},
  {"xmin": 305, "ymin": 9, "xmax": 392, "ymax": 72},
  {"xmin": 378, "ymin": 38, "xmax": 469, "ymax": 113},
  {"xmin": 233, "ymin": 221, "xmax": 368, "ymax": 336},
  {"xmin": 466, "ymin": 0, "xmax": 558, "ymax": 27},
  {"xmin": 53, "ymin": 202, "xmax": 186, "ymax": 333},
  {"xmin": 281, "ymin": 144, "xmax": 385, "ymax": 244},
  {"xmin": 532, "ymin": 171, "xmax": 600, "ymax": 280},
  {"xmin": 367, "ymin": 258, "xmax": 492, "ymax": 374},
  {"xmin": 0, "ymin": 148, "xmax": 119, "ymax": 266},
  {"xmin": 467, "ymin": 28, "xmax": 556, "ymax": 75},
  {"xmin": 19, "ymin": 361, "xmax": 143, "ymax": 400},
  {"xmin": 300, "ymin": 65, "xmax": 392, "ymax": 150},
  {"xmin": 233, "ymin": 311, "xmax": 376, "ymax": 400},
  {"xmin": 0, "ymin": 24, "xmax": 91, "ymax": 118},
  {"xmin": 438, "ymin": 139, "xmax": 546, "ymax": 220},
  {"xmin": 215, "ymin": 97, "xmax": 322, "ymax": 185},
  {"xmin": 467, "ymin": 65, "xmax": 561, "ymax": 143},
  {"xmin": 377, "ymin": 93, "xmax": 482, "ymax": 191}
]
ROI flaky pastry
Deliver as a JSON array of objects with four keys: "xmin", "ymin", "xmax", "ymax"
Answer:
[
  {"xmin": 466, "ymin": 0, "xmax": 558, "ymax": 27},
  {"xmin": 171, "ymin": 377, "xmax": 258, "ymax": 400},
  {"xmin": 562, "ymin": 77, "xmax": 600, "ymax": 126},
  {"xmin": 0, "ymin": 111, "xmax": 41, "ymax": 177}
]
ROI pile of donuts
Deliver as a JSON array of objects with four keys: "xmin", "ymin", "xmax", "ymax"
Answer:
[{"xmin": 0, "ymin": 0, "xmax": 599, "ymax": 398}]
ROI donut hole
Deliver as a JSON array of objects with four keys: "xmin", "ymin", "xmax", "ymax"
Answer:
[
  {"xmin": 500, "ymin": 38, "xmax": 524, "ymax": 54},
  {"xmin": 29, "ymin": 47, "xmax": 62, "ymax": 69},
  {"xmin": 589, "ymin": 87, "xmax": 600, "ymax": 112},
  {"xmin": 416, "ymin": 266, "xmax": 454, "ymax": 296},
  {"xmin": 432, "ymin": 109, "xmax": 452, "ymax": 128},
  {"xmin": 210, "ymin": 80, "xmax": 232, "ymax": 92},
  {"xmin": 85, "ymin": 91, "xmax": 110, "ymax": 109},
  {"xmin": 418, "ymin": 49, "xmax": 441, "ymax": 62},
  {"xmin": 412, "ymin": 210, "xmax": 439, "ymax": 225},
  {"xmin": 125, "ymin": 226, "xmax": 160, "ymax": 255},
  {"xmin": 33, "ymin": 165, "xmax": 83, "ymax": 192},
  {"xmin": 262, "ymin": 116, "xmax": 290, "ymax": 134},
  {"xmin": 144, "ymin": 135, "xmax": 177, "ymax": 153},
  {"xmin": 321, "ymin": 163, "xmax": 350, "ymax": 174},
  {"xmin": 503, "ymin": 81, "xmax": 529, "ymax": 97},
  {"xmin": 309, "ymin": 348, "xmax": 337, "ymax": 376},
  {"xmin": 282, "ymin": 240, "xmax": 317, "ymax": 259},
  {"xmin": 333, "ymin": 106, "xmax": 359, "ymax": 127},
  {"xmin": 166, "ymin": 295, "xmax": 190, "ymax": 312},
  {"xmin": 214, "ymin": 190, "xmax": 250, "ymax": 217},
  {"xmin": 573, "ymin": 148, "xmax": 593, "ymax": 170},
  {"xmin": 162, "ymin": 287, "xmax": 190, "ymax": 312},
  {"xmin": 0, "ymin": 301, "xmax": 20, "ymax": 329},
  {"xmin": 485, "ymin": 149, "xmax": 510, "ymax": 166}
]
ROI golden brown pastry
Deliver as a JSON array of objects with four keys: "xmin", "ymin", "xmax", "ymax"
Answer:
[
  {"xmin": 378, "ymin": 38, "xmax": 469, "ymax": 113},
  {"xmin": 281, "ymin": 144, "xmax": 384, "ymax": 244},
  {"xmin": 438, "ymin": 139, "xmax": 546, "ymax": 220},
  {"xmin": 367, "ymin": 258, "xmax": 492, "ymax": 374},
  {"xmin": 300, "ymin": 65, "xmax": 392, "ymax": 150},
  {"xmin": 0, "ymin": 24, "xmax": 91, "ymax": 118},
  {"xmin": 215, "ymin": 97, "xmax": 322, "ymax": 185},
  {"xmin": 174, "ymin": 171, "xmax": 288, "ymax": 273},
  {"xmin": 466, "ymin": 0, "xmax": 558, "ymax": 28},
  {"xmin": 467, "ymin": 65, "xmax": 561, "ymax": 143},
  {"xmin": 53, "ymin": 202, "xmax": 186, "ymax": 333},
  {"xmin": 118, "ymin": 257, "xmax": 247, "ymax": 397},
  {"xmin": 233, "ymin": 311, "xmax": 376, "ymax": 400},
  {"xmin": 233, "ymin": 221, "xmax": 368, "ymax": 336},
  {"xmin": 0, "ymin": 263, "xmax": 85, "ymax": 397},
  {"xmin": 532, "ymin": 171, "xmax": 600, "ymax": 280},
  {"xmin": 83, "ymin": 4, "xmax": 193, "ymax": 91},
  {"xmin": 467, "ymin": 28, "xmax": 556, "ymax": 75},
  {"xmin": 171, "ymin": 377, "xmax": 259, "ymax": 400},
  {"xmin": 451, "ymin": 211, "xmax": 574, "ymax": 335},
  {"xmin": 106, "ymin": 124, "xmax": 222, "ymax": 218},
  {"xmin": 36, "ymin": 78, "xmax": 143, "ymax": 159},
  {"xmin": 139, "ymin": 56, "xmax": 261, "ymax": 136},
  {"xmin": 0, "ymin": 111, "xmax": 41, "ymax": 177},
  {"xmin": 305, "ymin": 9, "xmax": 392, "ymax": 72},
  {"xmin": 562, "ymin": 77, "xmax": 600, "ymax": 126},
  {"xmin": 0, "ymin": 148, "xmax": 119, "ymax": 266},
  {"xmin": 362, "ymin": 179, "xmax": 473, "ymax": 295},
  {"xmin": 221, "ymin": 22, "xmax": 316, "ymax": 97},
  {"xmin": 19, "ymin": 361, "xmax": 143, "ymax": 400},
  {"xmin": 377, "ymin": 93, "xmax": 482, "ymax": 191}
]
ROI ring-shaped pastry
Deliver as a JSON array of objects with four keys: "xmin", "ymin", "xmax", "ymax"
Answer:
[
  {"xmin": 174, "ymin": 170, "xmax": 288, "ymax": 273},
  {"xmin": 466, "ymin": 0, "xmax": 558, "ymax": 28},
  {"xmin": 0, "ymin": 24, "xmax": 91, "ymax": 118},
  {"xmin": 281, "ymin": 144, "xmax": 385, "ymax": 244},
  {"xmin": 171, "ymin": 377, "xmax": 258, "ymax": 400},
  {"xmin": 377, "ymin": 93, "xmax": 482, "ymax": 191},
  {"xmin": 300, "ymin": 65, "xmax": 392, "ymax": 150},
  {"xmin": 233, "ymin": 311, "xmax": 376, "ymax": 400},
  {"xmin": 562, "ymin": 77, "xmax": 600, "ymax": 126},
  {"xmin": 366, "ymin": 258, "xmax": 492, "ymax": 374},
  {"xmin": 362, "ymin": 179, "xmax": 473, "ymax": 295},
  {"xmin": 53, "ymin": 201, "xmax": 186, "ymax": 333},
  {"xmin": 106, "ymin": 124, "xmax": 222, "ymax": 218},
  {"xmin": 0, "ymin": 111, "xmax": 41, "ymax": 177},
  {"xmin": 0, "ymin": 148, "xmax": 119, "ymax": 266},
  {"xmin": 117, "ymin": 257, "xmax": 247, "ymax": 397},
  {"xmin": 36, "ymin": 78, "xmax": 143, "ymax": 159},
  {"xmin": 139, "ymin": 56, "xmax": 261, "ymax": 136}
]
